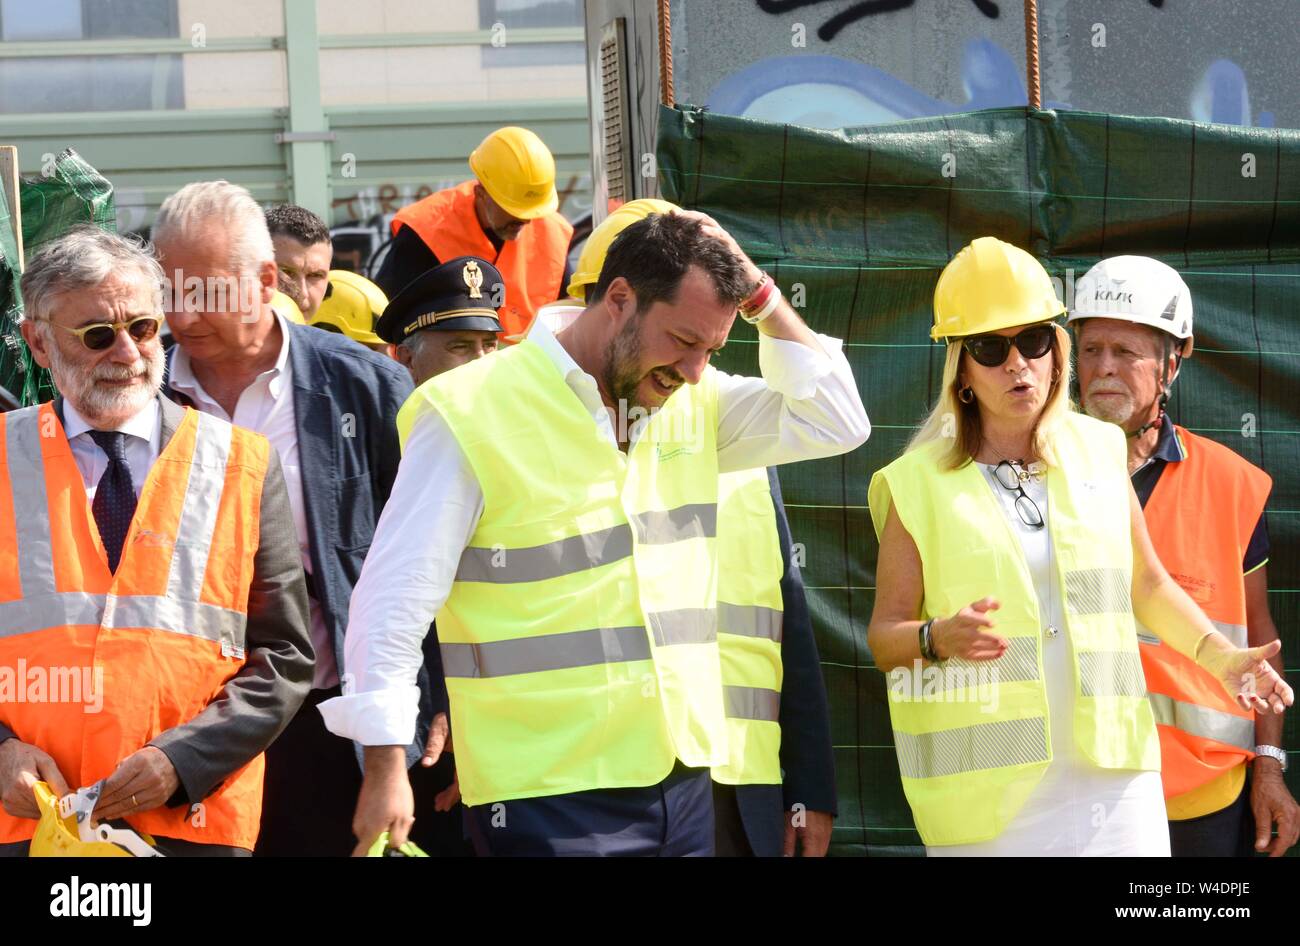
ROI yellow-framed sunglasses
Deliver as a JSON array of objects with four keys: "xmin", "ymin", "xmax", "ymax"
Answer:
[{"xmin": 52, "ymin": 315, "xmax": 163, "ymax": 352}]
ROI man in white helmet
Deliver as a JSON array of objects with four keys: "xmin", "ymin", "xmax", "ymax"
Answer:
[{"xmin": 1070, "ymin": 256, "xmax": 1298, "ymax": 857}]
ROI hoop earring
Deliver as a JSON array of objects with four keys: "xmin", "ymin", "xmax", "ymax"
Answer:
[{"xmin": 958, "ymin": 386, "xmax": 975, "ymax": 404}]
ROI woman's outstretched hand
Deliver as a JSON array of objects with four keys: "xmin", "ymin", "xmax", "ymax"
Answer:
[{"xmin": 1197, "ymin": 636, "xmax": 1294, "ymax": 714}]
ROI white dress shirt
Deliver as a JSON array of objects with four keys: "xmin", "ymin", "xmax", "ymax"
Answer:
[
  {"xmin": 319, "ymin": 316, "xmax": 870, "ymax": 747},
  {"xmin": 63, "ymin": 397, "xmax": 161, "ymax": 498},
  {"xmin": 168, "ymin": 312, "xmax": 339, "ymax": 690}
]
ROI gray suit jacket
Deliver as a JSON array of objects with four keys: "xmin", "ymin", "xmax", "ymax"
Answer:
[{"xmin": 0, "ymin": 394, "xmax": 314, "ymax": 810}]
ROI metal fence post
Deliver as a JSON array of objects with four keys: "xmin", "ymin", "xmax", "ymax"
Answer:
[{"xmin": 282, "ymin": 0, "xmax": 331, "ymax": 218}]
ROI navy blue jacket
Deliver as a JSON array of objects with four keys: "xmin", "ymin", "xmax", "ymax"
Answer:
[
  {"xmin": 165, "ymin": 321, "xmax": 443, "ymax": 770},
  {"xmin": 732, "ymin": 468, "xmax": 838, "ymax": 856}
]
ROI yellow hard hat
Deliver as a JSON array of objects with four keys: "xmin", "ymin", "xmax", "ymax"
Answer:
[
  {"xmin": 932, "ymin": 237, "xmax": 1065, "ymax": 341},
  {"xmin": 568, "ymin": 199, "xmax": 679, "ymax": 301},
  {"xmin": 272, "ymin": 290, "xmax": 306, "ymax": 324},
  {"xmin": 468, "ymin": 127, "xmax": 559, "ymax": 220},
  {"xmin": 310, "ymin": 270, "xmax": 388, "ymax": 346},
  {"xmin": 30, "ymin": 782, "xmax": 159, "ymax": 857}
]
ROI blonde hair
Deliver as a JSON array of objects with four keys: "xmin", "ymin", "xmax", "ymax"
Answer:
[{"xmin": 907, "ymin": 323, "xmax": 1074, "ymax": 470}]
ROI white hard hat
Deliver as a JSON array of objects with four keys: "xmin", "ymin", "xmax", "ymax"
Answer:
[{"xmin": 1067, "ymin": 256, "xmax": 1193, "ymax": 341}]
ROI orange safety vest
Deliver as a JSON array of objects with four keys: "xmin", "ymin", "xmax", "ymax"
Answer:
[
  {"xmin": 392, "ymin": 180, "xmax": 574, "ymax": 341},
  {"xmin": 0, "ymin": 403, "xmax": 270, "ymax": 849},
  {"xmin": 1140, "ymin": 425, "xmax": 1270, "ymax": 810}
]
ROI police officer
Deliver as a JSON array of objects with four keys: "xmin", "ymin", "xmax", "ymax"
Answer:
[{"xmin": 377, "ymin": 256, "xmax": 504, "ymax": 386}]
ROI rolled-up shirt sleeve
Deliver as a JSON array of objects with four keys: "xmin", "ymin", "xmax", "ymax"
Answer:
[
  {"xmin": 715, "ymin": 332, "xmax": 869, "ymax": 474},
  {"xmin": 318, "ymin": 408, "xmax": 482, "ymax": 746}
]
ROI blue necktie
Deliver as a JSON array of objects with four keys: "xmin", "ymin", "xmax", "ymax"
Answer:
[{"xmin": 89, "ymin": 430, "xmax": 137, "ymax": 572}]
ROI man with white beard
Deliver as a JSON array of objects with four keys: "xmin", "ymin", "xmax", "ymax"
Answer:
[
  {"xmin": 0, "ymin": 226, "xmax": 313, "ymax": 856},
  {"xmin": 1070, "ymin": 256, "xmax": 1298, "ymax": 859}
]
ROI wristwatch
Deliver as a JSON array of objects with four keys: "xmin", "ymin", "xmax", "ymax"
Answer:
[{"xmin": 1254, "ymin": 745, "xmax": 1288, "ymax": 772}]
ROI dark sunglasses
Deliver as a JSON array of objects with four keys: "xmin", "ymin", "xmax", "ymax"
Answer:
[
  {"xmin": 962, "ymin": 324, "xmax": 1056, "ymax": 368},
  {"xmin": 54, "ymin": 315, "xmax": 162, "ymax": 352}
]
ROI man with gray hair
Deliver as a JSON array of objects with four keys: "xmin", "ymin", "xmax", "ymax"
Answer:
[
  {"xmin": 152, "ymin": 182, "xmax": 445, "ymax": 857},
  {"xmin": 0, "ymin": 225, "xmax": 313, "ymax": 856}
]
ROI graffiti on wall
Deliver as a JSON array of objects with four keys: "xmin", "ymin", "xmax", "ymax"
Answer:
[
  {"xmin": 756, "ymin": 0, "xmax": 1001, "ymax": 41},
  {"xmin": 756, "ymin": 0, "xmax": 1168, "ymax": 42},
  {"xmin": 711, "ymin": 0, "xmax": 1268, "ymax": 129}
]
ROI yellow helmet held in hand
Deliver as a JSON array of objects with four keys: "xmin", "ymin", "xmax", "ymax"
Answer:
[
  {"xmin": 30, "ymin": 781, "xmax": 161, "ymax": 857},
  {"xmin": 568, "ymin": 198, "xmax": 679, "ymax": 301},
  {"xmin": 310, "ymin": 269, "xmax": 388, "ymax": 346},
  {"xmin": 932, "ymin": 236, "xmax": 1065, "ymax": 340},
  {"xmin": 468, "ymin": 127, "xmax": 559, "ymax": 220},
  {"xmin": 271, "ymin": 290, "xmax": 306, "ymax": 324}
]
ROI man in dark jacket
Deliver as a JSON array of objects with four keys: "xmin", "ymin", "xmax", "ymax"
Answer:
[{"xmin": 153, "ymin": 181, "xmax": 451, "ymax": 856}]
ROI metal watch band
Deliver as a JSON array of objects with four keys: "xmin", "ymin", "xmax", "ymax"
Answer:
[{"xmin": 1254, "ymin": 744, "xmax": 1288, "ymax": 772}]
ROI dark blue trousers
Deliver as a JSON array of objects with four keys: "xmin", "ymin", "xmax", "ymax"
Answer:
[
  {"xmin": 464, "ymin": 761, "xmax": 714, "ymax": 856},
  {"xmin": 714, "ymin": 781, "xmax": 785, "ymax": 857},
  {"xmin": 1168, "ymin": 778, "xmax": 1256, "ymax": 857}
]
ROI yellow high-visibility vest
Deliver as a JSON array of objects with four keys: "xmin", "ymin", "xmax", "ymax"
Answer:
[
  {"xmin": 712, "ymin": 468, "xmax": 784, "ymax": 786},
  {"xmin": 399, "ymin": 339, "xmax": 728, "ymax": 806},
  {"xmin": 867, "ymin": 412, "xmax": 1160, "ymax": 846}
]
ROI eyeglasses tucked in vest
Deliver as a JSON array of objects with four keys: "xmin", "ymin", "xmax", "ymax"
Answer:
[{"xmin": 991, "ymin": 459, "xmax": 1045, "ymax": 529}]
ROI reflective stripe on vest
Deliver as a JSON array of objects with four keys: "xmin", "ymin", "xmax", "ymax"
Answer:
[
  {"xmin": 1140, "ymin": 425, "xmax": 1268, "ymax": 804},
  {"xmin": 868, "ymin": 412, "xmax": 1160, "ymax": 847},
  {"xmin": 895, "ymin": 717, "xmax": 1050, "ymax": 780},
  {"xmin": 1, "ymin": 410, "xmax": 244, "ymax": 652},
  {"xmin": 1064, "ymin": 567, "xmax": 1131, "ymax": 615},
  {"xmin": 1210, "ymin": 620, "xmax": 1248, "ymax": 650},
  {"xmin": 441, "ymin": 625, "xmax": 650, "ymax": 679},
  {"xmin": 0, "ymin": 403, "xmax": 266, "ymax": 849},
  {"xmin": 1147, "ymin": 692, "xmax": 1255, "ymax": 752},
  {"xmin": 392, "ymin": 181, "xmax": 573, "ymax": 340},
  {"xmin": 1078, "ymin": 650, "xmax": 1147, "ymax": 698},
  {"xmin": 0, "ymin": 592, "xmax": 246, "ymax": 651},
  {"xmin": 407, "ymin": 339, "xmax": 724, "ymax": 805},
  {"xmin": 451, "ymin": 502, "xmax": 716, "ymax": 584},
  {"xmin": 724, "ymin": 685, "xmax": 781, "ymax": 723},
  {"xmin": 7, "ymin": 407, "xmax": 56, "ymax": 598},
  {"xmin": 712, "ymin": 468, "xmax": 785, "ymax": 786},
  {"xmin": 893, "ymin": 636, "xmax": 1040, "ymax": 698},
  {"xmin": 719, "ymin": 602, "xmax": 783, "ymax": 642}
]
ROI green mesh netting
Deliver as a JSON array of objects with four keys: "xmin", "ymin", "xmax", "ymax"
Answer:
[
  {"xmin": 659, "ymin": 104, "xmax": 1300, "ymax": 856},
  {"xmin": 0, "ymin": 149, "xmax": 116, "ymax": 407}
]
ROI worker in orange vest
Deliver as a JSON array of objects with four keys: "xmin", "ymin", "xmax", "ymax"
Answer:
[
  {"xmin": 1071, "ymin": 256, "xmax": 1299, "ymax": 857},
  {"xmin": 0, "ymin": 227, "xmax": 313, "ymax": 856},
  {"xmin": 375, "ymin": 126, "xmax": 574, "ymax": 341}
]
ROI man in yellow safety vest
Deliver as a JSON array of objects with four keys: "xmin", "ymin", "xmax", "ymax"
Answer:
[{"xmin": 320, "ymin": 209, "xmax": 869, "ymax": 856}]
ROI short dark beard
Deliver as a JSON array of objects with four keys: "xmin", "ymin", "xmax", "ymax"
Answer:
[{"xmin": 604, "ymin": 309, "xmax": 645, "ymax": 410}]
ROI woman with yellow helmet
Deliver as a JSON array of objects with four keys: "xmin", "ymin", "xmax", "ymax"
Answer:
[{"xmin": 866, "ymin": 237, "xmax": 1291, "ymax": 855}]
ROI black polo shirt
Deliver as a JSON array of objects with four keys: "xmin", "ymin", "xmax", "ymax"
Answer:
[{"xmin": 1131, "ymin": 420, "xmax": 1269, "ymax": 574}]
